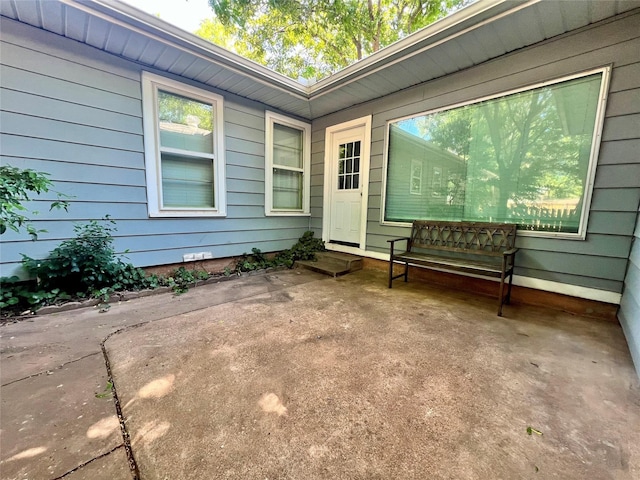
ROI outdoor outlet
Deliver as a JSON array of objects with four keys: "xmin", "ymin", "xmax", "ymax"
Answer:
[{"xmin": 183, "ymin": 252, "xmax": 213, "ymax": 262}]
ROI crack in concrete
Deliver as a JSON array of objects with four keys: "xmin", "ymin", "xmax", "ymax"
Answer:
[
  {"xmin": 101, "ymin": 329, "xmax": 142, "ymax": 480},
  {"xmin": 1, "ymin": 352, "xmax": 102, "ymax": 387},
  {"xmin": 0, "ymin": 273, "xmax": 326, "ymax": 480},
  {"xmin": 90, "ymin": 273, "xmax": 328, "ymax": 480},
  {"xmin": 53, "ymin": 444, "xmax": 125, "ymax": 479}
]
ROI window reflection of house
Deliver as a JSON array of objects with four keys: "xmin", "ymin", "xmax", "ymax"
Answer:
[{"xmin": 386, "ymin": 125, "xmax": 466, "ymax": 222}]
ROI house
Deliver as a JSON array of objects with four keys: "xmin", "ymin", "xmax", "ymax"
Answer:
[{"xmin": 0, "ymin": 0, "xmax": 638, "ymax": 375}]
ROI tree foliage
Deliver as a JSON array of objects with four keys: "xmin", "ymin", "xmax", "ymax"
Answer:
[
  {"xmin": 420, "ymin": 82, "xmax": 594, "ymax": 222},
  {"xmin": 198, "ymin": 0, "xmax": 469, "ymax": 79},
  {"xmin": 0, "ymin": 165, "xmax": 69, "ymax": 240}
]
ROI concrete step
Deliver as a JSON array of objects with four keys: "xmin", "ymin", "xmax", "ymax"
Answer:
[{"xmin": 296, "ymin": 251, "xmax": 363, "ymax": 277}]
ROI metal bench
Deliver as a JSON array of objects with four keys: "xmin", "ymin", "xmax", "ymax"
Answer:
[{"xmin": 388, "ymin": 221, "xmax": 518, "ymax": 316}]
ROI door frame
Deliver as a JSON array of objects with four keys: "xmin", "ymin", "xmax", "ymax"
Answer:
[{"xmin": 322, "ymin": 115, "xmax": 372, "ymax": 251}]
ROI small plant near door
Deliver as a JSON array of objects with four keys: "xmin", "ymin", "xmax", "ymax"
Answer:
[{"xmin": 236, "ymin": 231, "xmax": 325, "ymax": 272}]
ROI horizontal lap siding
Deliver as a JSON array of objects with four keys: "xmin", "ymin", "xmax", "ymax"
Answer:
[
  {"xmin": 311, "ymin": 10, "xmax": 640, "ymax": 298},
  {"xmin": 0, "ymin": 18, "xmax": 309, "ymax": 278},
  {"xmin": 619, "ymin": 213, "xmax": 640, "ymax": 378}
]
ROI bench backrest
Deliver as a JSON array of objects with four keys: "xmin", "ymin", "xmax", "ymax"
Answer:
[{"xmin": 410, "ymin": 221, "xmax": 516, "ymax": 256}]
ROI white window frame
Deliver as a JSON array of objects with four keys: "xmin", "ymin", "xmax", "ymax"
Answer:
[
  {"xmin": 264, "ymin": 111, "xmax": 311, "ymax": 216},
  {"xmin": 380, "ymin": 66, "xmax": 611, "ymax": 240},
  {"xmin": 141, "ymin": 71, "xmax": 226, "ymax": 217}
]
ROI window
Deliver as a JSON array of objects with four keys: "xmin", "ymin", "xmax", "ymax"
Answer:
[
  {"xmin": 410, "ymin": 160, "xmax": 423, "ymax": 195},
  {"xmin": 338, "ymin": 140, "xmax": 361, "ymax": 190},
  {"xmin": 142, "ymin": 72, "xmax": 225, "ymax": 217},
  {"xmin": 383, "ymin": 68, "xmax": 609, "ymax": 238},
  {"xmin": 265, "ymin": 111, "xmax": 311, "ymax": 215}
]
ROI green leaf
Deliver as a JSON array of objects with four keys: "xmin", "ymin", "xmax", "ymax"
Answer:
[
  {"xmin": 527, "ymin": 426, "xmax": 543, "ymax": 436},
  {"xmin": 95, "ymin": 381, "xmax": 113, "ymax": 398}
]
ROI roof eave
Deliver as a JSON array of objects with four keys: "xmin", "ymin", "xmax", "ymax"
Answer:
[
  {"xmin": 64, "ymin": 0, "xmax": 310, "ymax": 97},
  {"xmin": 308, "ymin": 0, "xmax": 532, "ymax": 96}
]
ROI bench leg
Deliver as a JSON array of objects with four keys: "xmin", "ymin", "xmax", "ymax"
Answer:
[
  {"xmin": 497, "ymin": 270, "xmax": 507, "ymax": 317},
  {"xmin": 506, "ymin": 269, "xmax": 514, "ymax": 304},
  {"xmin": 389, "ymin": 259, "xmax": 411, "ymax": 287}
]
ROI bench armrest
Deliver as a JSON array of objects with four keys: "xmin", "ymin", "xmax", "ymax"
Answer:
[
  {"xmin": 387, "ymin": 237, "xmax": 410, "ymax": 244},
  {"xmin": 388, "ymin": 237, "xmax": 410, "ymax": 258},
  {"xmin": 503, "ymin": 248, "xmax": 519, "ymax": 256}
]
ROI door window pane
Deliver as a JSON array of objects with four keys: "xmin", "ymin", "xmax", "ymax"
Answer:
[{"xmin": 337, "ymin": 141, "xmax": 361, "ymax": 190}]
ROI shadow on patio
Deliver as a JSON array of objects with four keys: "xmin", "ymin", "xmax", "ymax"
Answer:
[{"xmin": 105, "ymin": 268, "xmax": 639, "ymax": 479}]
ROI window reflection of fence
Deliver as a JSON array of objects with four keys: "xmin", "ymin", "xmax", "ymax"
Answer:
[{"xmin": 509, "ymin": 205, "xmax": 578, "ymax": 232}]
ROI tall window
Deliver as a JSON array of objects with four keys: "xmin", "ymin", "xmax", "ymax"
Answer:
[
  {"xmin": 142, "ymin": 72, "xmax": 225, "ymax": 217},
  {"xmin": 384, "ymin": 68, "xmax": 609, "ymax": 238},
  {"xmin": 265, "ymin": 111, "xmax": 311, "ymax": 215}
]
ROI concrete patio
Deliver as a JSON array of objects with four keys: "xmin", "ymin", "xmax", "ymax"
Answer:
[{"xmin": 1, "ymin": 268, "xmax": 639, "ymax": 479}]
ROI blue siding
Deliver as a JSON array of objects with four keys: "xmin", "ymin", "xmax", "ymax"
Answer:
[
  {"xmin": 619, "ymin": 213, "xmax": 640, "ymax": 379},
  {"xmin": 0, "ymin": 18, "xmax": 310, "ymax": 278},
  {"xmin": 311, "ymin": 10, "xmax": 640, "ymax": 299}
]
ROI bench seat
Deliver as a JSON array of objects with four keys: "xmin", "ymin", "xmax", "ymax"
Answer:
[{"xmin": 388, "ymin": 221, "xmax": 518, "ymax": 316}]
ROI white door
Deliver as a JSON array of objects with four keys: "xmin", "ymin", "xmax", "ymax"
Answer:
[{"xmin": 324, "ymin": 117, "xmax": 371, "ymax": 247}]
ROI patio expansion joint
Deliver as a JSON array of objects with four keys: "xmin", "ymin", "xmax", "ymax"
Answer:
[
  {"xmin": 52, "ymin": 444, "xmax": 125, "ymax": 480},
  {"xmin": 100, "ymin": 325, "xmax": 147, "ymax": 480},
  {"xmin": 1, "ymin": 351, "xmax": 102, "ymax": 387}
]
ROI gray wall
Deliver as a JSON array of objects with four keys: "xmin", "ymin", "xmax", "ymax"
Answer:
[
  {"xmin": 311, "ymin": 10, "xmax": 640, "ymax": 297},
  {"xmin": 0, "ymin": 18, "xmax": 310, "ymax": 278},
  {"xmin": 619, "ymin": 211, "xmax": 640, "ymax": 378}
]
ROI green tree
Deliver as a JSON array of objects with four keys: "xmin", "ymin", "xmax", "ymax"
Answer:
[
  {"xmin": 0, "ymin": 165, "xmax": 69, "ymax": 240},
  {"xmin": 198, "ymin": 0, "xmax": 469, "ymax": 79}
]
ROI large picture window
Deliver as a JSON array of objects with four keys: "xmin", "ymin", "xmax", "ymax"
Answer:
[
  {"xmin": 384, "ymin": 68, "xmax": 609, "ymax": 237},
  {"xmin": 265, "ymin": 111, "xmax": 311, "ymax": 215},
  {"xmin": 142, "ymin": 72, "xmax": 226, "ymax": 217}
]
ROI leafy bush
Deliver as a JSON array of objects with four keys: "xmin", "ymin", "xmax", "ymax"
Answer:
[
  {"xmin": 0, "ymin": 165, "xmax": 70, "ymax": 240},
  {"xmin": 21, "ymin": 217, "xmax": 152, "ymax": 295},
  {"xmin": 163, "ymin": 267, "xmax": 209, "ymax": 294},
  {"xmin": 289, "ymin": 230, "xmax": 325, "ymax": 261},
  {"xmin": 0, "ymin": 276, "xmax": 63, "ymax": 311},
  {"xmin": 236, "ymin": 231, "xmax": 324, "ymax": 272},
  {"xmin": 0, "ymin": 217, "xmax": 158, "ymax": 313},
  {"xmin": 1, "ymin": 228, "xmax": 325, "ymax": 316}
]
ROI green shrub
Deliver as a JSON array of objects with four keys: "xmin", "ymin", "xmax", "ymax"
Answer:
[
  {"xmin": 163, "ymin": 266, "xmax": 210, "ymax": 294},
  {"xmin": 1, "ymin": 228, "xmax": 326, "ymax": 316},
  {"xmin": 11, "ymin": 217, "xmax": 157, "ymax": 312},
  {"xmin": 236, "ymin": 231, "xmax": 325, "ymax": 272},
  {"xmin": 0, "ymin": 276, "xmax": 61, "ymax": 311},
  {"xmin": 289, "ymin": 230, "xmax": 325, "ymax": 261},
  {"xmin": 21, "ymin": 217, "xmax": 150, "ymax": 295},
  {"xmin": 0, "ymin": 165, "xmax": 70, "ymax": 240}
]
